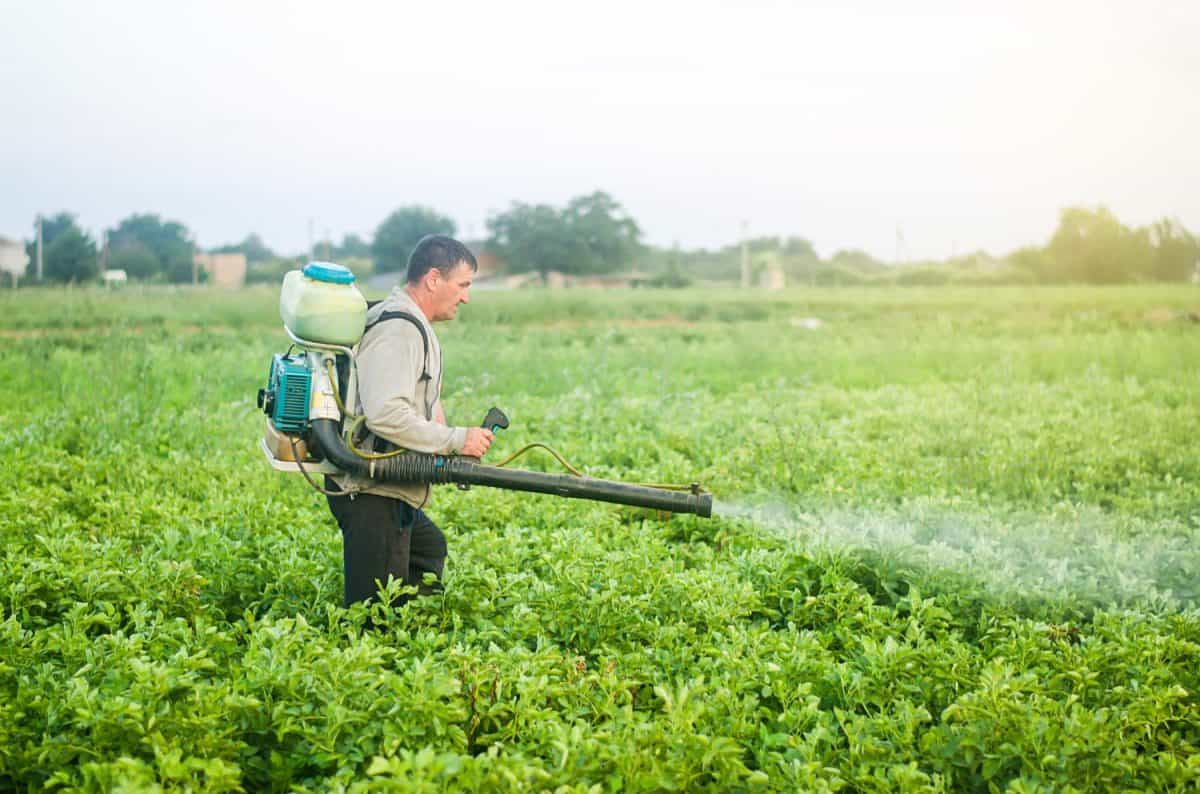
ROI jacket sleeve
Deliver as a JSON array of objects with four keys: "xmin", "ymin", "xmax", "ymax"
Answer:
[{"xmin": 356, "ymin": 324, "xmax": 468, "ymax": 455}]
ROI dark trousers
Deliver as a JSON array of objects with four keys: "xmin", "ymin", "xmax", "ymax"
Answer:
[{"xmin": 325, "ymin": 486, "xmax": 447, "ymax": 608}]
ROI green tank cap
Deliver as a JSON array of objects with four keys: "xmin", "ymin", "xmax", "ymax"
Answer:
[{"xmin": 302, "ymin": 261, "xmax": 356, "ymax": 284}]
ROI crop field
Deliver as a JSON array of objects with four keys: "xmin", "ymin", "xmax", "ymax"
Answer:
[{"xmin": 2, "ymin": 284, "xmax": 1199, "ymax": 792}]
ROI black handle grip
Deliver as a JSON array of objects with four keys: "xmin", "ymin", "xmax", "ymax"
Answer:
[{"xmin": 481, "ymin": 407, "xmax": 509, "ymax": 433}]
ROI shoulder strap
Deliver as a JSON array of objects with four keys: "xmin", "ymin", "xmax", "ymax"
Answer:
[{"xmin": 364, "ymin": 304, "xmax": 431, "ymax": 382}]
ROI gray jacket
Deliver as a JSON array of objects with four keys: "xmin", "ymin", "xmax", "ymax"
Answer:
[{"xmin": 333, "ymin": 286, "xmax": 468, "ymax": 507}]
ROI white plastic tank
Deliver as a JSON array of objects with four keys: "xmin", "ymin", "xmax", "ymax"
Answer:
[{"xmin": 279, "ymin": 262, "xmax": 367, "ymax": 345}]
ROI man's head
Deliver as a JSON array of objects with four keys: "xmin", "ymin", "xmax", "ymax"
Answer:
[{"xmin": 405, "ymin": 235, "xmax": 478, "ymax": 322}]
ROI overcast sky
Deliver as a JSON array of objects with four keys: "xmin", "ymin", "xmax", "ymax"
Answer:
[{"xmin": 3, "ymin": 0, "xmax": 1198, "ymax": 261}]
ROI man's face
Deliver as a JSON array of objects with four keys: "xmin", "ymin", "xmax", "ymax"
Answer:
[{"xmin": 427, "ymin": 261, "xmax": 474, "ymax": 322}]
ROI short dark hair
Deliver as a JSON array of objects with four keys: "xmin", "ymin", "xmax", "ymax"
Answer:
[{"xmin": 406, "ymin": 235, "xmax": 478, "ymax": 284}]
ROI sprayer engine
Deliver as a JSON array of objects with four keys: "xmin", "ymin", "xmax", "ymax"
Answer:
[
  {"xmin": 257, "ymin": 353, "xmax": 313, "ymax": 434},
  {"xmin": 258, "ymin": 261, "xmax": 713, "ymax": 518}
]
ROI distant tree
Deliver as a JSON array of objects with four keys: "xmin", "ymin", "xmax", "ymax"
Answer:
[
  {"xmin": 213, "ymin": 233, "xmax": 274, "ymax": 263},
  {"xmin": 333, "ymin": 233, "xmax": 371, "ymax": 259},
  {"xmin": 164, "ymin": 254, "xmax": 198, "ymax": 284},
  {"xmin": 655, "ymin": 244, "xmax": 692, "ymax": 287},
  {"xmin": 1045, "ymin": 206, "xmax": 1150, "ymax": 283},
  {"xmin": 486, "ymin": 203, "xmax": 578, "ymax": 278},
  {"xmin": 563, "ymin": 191, "xmax": 643, "ymax": 274},
  {"xmin": 779, "ymin": 236, "xmax": 818, "ymax": 258},
  {"xmin": 1007, "ymin": 245, "xmax": 1053, "ymax": 281},
  {"xmin": 646, "ymin": 256, "xmax": 693, "ymax": 288},
  {"xmin": 773, "ymin": 237, "xmax": 822, "ymax": 284},
  {"xmin": 487, "ymin": 191, "xmax": 642, "ymax": 277},
  {"xmin": 24, "ymin": 212, "xmax": 80, "ymax": 279},
  {"xmin": 44, "ymin": 225, "xmax": 99, "ymax": 283},
  {"xmin": 829, "ymin": 249, "xmax": 884, "ymax": 271},
  {"xmin": 23, "ymin": 213, "xmax": 97, "ymax": 283},
  {"xmin": 107, "ymin": 214, "xmax": 194, "ymax": 282},
  {"xmin": 741, "ymin": 236, "xmax": 777, "ymax": 254},
  {"xmin": 1144, "ymin": 217, "xmax": 1200, "ymax": 282},
  {"xmin": 107, "ymin": 245, "xmax": 161, "ymax": 280},
  {"xmin": 372, "ymin": 207, "xmax": 456, "ymax": 273},
  {"xmin": 943, "ymin": 250, "xmax": 997, "ymax": 271}
]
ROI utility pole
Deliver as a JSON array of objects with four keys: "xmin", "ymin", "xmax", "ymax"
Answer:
[
  {"xmin": 740, "ymin": 220, "xmax": 749, "ymax": 288},
  {"xmin": 36, "ymin": 216, "xmax": 43, "ymax": 282}
]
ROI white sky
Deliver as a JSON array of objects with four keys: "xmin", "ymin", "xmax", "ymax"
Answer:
[{"xmin": 2, "ymin": 0, "xmax": 1198, "ymax": 260}]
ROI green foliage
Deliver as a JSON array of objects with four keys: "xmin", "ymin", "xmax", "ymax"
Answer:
[
  {"xmin": 1007, "ymin": 245, "xmax": 1051, "ymax": 279},
  {"xmin": 809, "ymin": 266, "xmax": 869, "ymax": 286},
  {"xmin": 44, "ymin": 224, "xmax": 99, "ymax": 283},
  {"xmin": 645, "ymin": 252, "xmax": 693, "ymax": 288},
  {"xmin": 564, "ymin": 191, "xmax": 643, "ymax": 274},
  {"xmin": 829, "ymin": 248, "xmax": 885, "ymax": 271},
  {"xmin": 245, "ymin": 256, "xmax": 304, "ymax": 286},
  {"xmin": 107, "ymin": 244, "xmax": 161, "ymax": 280},
  {"xmin": 1010, "ymin": 206, "xmax": 1200, "ymax": 285},
  {"xmin": 24, "ymin": 212, "xmax": 98, "ymax": 283},
  {"xmin": 212, "ymin": 233, "xmax": 275, "ymax": 264},
  {"xmin": 1044, "ymin": 206, "xmax": 1148, "ymax": 283},
  {"xmin": 486, "ymin": 202, "xmax": 573, "ymax": 277},
  {"xmin": 893, "ymin": 266, "xmax": 952, "ymax": 287},
  {"xmin": 333, "ymin": 233, "xmax": 371, "ymax": 260},
  {"xmin": 1146, "ymin": 217, "xmax": 1200, "ymax": 282},
  {"xmin": 637, "ymin": 209, "xmax": 1197, "ymax": 288},
  {"xmin": 107, "ymin": 213, "xmax": 195, "ymax": 283},
  {"xmin": 23, "ymin": 212, "xmax": 73, "ymax": 277},
  {"xmin": 373, "ymin": 207, "xmax": 457, "ymax": 273},
  {"xmin": 1, "ymin": 285, "xmax": 1198, "ymax": 791},
  {"xmin": 486, "ymin": 191, "xmax": 642, "ymax": 277}
]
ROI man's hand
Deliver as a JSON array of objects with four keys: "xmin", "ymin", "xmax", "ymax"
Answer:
[{"xmin": 462, "ymin": 427, "xmax": 494, "ymax": 458}]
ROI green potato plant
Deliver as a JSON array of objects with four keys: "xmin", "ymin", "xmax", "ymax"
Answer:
[{"xmin": 0, "ymin": 285, "xmax": 1197, "ymax": 791}]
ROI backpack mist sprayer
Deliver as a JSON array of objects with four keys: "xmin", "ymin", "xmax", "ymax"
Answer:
[{"xmin": 257, "ymin": 262, "xmax": 713, "ymax": 518}]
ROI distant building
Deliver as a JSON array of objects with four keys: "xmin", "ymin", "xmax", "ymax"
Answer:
[
  {"xmin": 193, "ymin": 252, "xmax": 247, "ymax": 288},
  {"xmin": 0, "ymin": 236, "xmax": 28, "ymax": 286}
]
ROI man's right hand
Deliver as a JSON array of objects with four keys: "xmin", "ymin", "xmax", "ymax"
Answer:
[{"xmin": 461, "ymin": 427, "xmax": 494, "ymax": 458}]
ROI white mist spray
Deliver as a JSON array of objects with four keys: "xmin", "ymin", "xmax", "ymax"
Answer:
[{"xmin": 713, "ymin": 498, "xmax": 1200, "ymax": 608}]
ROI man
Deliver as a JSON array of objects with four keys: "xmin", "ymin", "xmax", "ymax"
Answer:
[{"xmin": 325, "ymin": 235, "xmax": 493, "ymax": 608}]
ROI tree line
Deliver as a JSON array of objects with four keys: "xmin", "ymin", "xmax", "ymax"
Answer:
[
  {"xmin": 12, "ymin": 191, "xmax": 642, "ymax": 285},
  {"xmin": 656, "ymin": 208, "xmax": 1199, "ymax": 287},
  {"xmin": 12, "ymin": 197, "xmax": 1199, "ymax": 286},
  {"xmin": 1009, "ymin": 208, "xmax": 1198, "ymax": 284}
]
